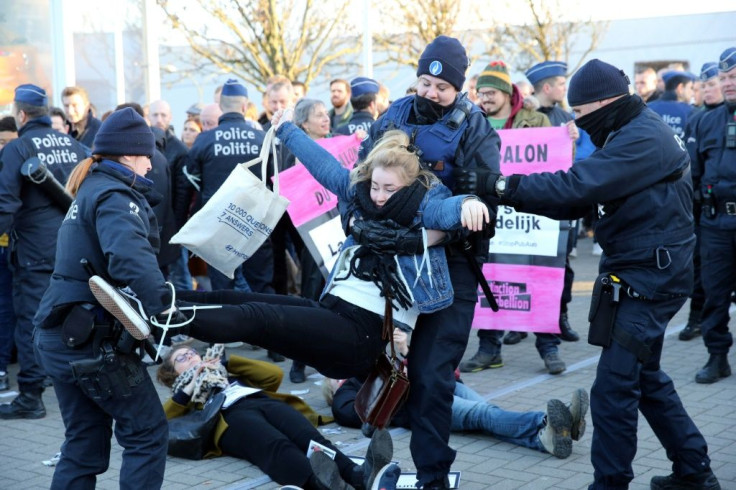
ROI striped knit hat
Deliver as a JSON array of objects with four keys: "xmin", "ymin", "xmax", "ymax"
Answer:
[{"xmin": 477, "ymin": 61, "xmax": 512, "ymax": 95}]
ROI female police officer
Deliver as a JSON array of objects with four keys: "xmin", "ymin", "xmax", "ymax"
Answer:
[
  {"xmin": 34, "ymin": 107, "xmax": 172, "ymax": 489},
  {"xmin": 353, "ymin": 36, "xmax": 502, "ymax": 489}
]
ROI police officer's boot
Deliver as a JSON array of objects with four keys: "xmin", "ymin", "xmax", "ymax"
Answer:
[
  {"xmin": 650, "ymin": 468, "xmax": 721, "ymax": 489},
  {"xmin": 558, "ymin": 312, "xmax": 580, "ymax": 342},
  {"xmin": 0, "ymin": 390, "xmax": 45, "ymax": 419},
  {"xmin": 678, "ymin": 309, "xmax": 702, "ymax": 341},
  {"xmin": 695, "ymin": 354, "xmax": 731, "ymax": 384}
]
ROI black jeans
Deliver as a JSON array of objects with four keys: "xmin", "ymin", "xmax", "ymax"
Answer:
[
  {"xmin": 177, "ymin": 290, "xmax": 386, "ymax": 379},
  {"xmin": 220, "ymin": 393, "xmax": 356, "ymax": 489}
]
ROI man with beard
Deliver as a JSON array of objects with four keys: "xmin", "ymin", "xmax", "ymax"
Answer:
[{"xmin": 328, "ymin": 78, "xmax": 352, "ymax": 131}]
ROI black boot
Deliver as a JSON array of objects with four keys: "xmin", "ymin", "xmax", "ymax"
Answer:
[
  {"xmin": 558, "ymin": 313, "xmax": 580, "ymax": 342},
  {"xmin": 679, "ymin": 309, "xmax": 702, "ymax": 341},
  {"xmin": 650, "ymin": 468, "xmax": 721, "ymax": 489},
  {"xmin": 0, "ymin": 390, "xmax": 45, "ymax": 419},
  {"xmin": 289, "ymin": 360, "xmax": 306, "ymax": 383},
  {"xmin": 695, "ymin": 354, "xmax": 731, "ymax": 384}
]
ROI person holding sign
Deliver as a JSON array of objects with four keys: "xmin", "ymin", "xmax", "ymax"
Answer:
[{"xmin": 470, "ymin": 59, "xmax": 719, "ymax": 490}]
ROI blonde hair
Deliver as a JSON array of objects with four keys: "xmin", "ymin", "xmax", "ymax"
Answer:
[{"xmin": 349, "ymin": 130, "xmax": 435, "ymax": 189}]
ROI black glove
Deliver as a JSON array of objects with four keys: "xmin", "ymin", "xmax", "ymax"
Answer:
[
  {"xmin": 453, "ymin": 167, "xmax": 500, "ymax": 197},
  {"xmin": 351, "ymin": 219, "xmax": 424, "ymax": 255}
]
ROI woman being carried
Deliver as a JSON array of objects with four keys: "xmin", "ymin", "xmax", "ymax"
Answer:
[{"xmin": 90, "ymin": 109, "xmax": 489, "ymax": 381}]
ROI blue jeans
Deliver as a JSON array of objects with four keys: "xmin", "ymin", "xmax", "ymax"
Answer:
[
  {"xmin": 35, "ymin": 327, "xmax": 168, "ymax": 490},
  {"xmin": 451, "ymin": 383, "xmax": 545, "ymax": 452},
  {"xmin": 0, "ymin": 246, "xmax": 16, "ymax": 372},
  {"xmin": 167, "ymin": 247, "xmax": 192, "ymax": 291}
]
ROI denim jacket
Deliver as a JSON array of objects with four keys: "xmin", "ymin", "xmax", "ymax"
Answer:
[{"xmin": 277, "ymin": 122, "xmax": 473, "ymax": 313}]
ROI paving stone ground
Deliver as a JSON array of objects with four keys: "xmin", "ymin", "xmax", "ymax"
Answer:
[{"xmin": 1, "ymin": 237, "xmax": 734, "ymax": 489}]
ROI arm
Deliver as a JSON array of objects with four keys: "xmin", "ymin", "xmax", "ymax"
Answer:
[
  {"xmin": 226, "ymin": 355, "xmax": 283, "ymax": 392},
  {"xmin": 0, "ymin": 142, "xmax": 28, "ymax": 234}
]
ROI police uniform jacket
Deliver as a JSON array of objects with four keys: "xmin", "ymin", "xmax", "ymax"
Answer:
[
  {"xmin": 538, "ymin": 105, "xmax": 572, "ymax": 126},
  {"xmin": 334, "ymin": 111, "xmax": 375, "ymax": 135},
  {"xmin": 502, "ymin": 108, "xmax": 694, "ymax": 299},
  {"xmin": 35, "ymin": 161, "xmax": 172, "ymax": 327},
  {"xmin": 185, "ymin": 112, "xmax": 266, "ymax": 205},
  {"xmin": 0, "ymin": 117, "xmax": 87, "ymax": 272},
  {"xmin": 648, "ymin": 92, "xmax": 696, "ymax": 138},
  {"xmin": 691, "ymin": 102, "xmax": 736, "ymax": 230}
]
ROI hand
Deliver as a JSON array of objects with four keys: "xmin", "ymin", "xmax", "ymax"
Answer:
[
  {"xmin": 392, "ymin": 328, "xmax": 409, "ymax": 357},
  {"xmin": 453, "ymin": 167, "xmax": 501, "ymax": 197},
  {"xmin": 461, "ymin": 198, "xmax": 490, "ymax": 232},
  {"xmin": 271, "ymin": 108, "xmax": 294, "ymax": 130},
  {"xmin": 182, "ymin": 363, "xmax": 207, "ymax": 396},
  {"xmin": 565, "ymin": 120, "xmax": 579, "ymax": 141},
  {"xmin": 351, "ymin": 219, "xmax": 424, "ymax": 255},
  {"xmin": 354, "ymin": 129, "xmax": 368, "ymax": 141}
]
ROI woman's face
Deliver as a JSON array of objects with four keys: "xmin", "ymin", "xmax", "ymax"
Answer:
[
  {"xmin": 128, "ymin": 155, "xmax": 152, "ymax": 177},
  {"xmin": 416, "ymin": 74, "xmax": 458, "ymax": 107},
  {"xmin": 172, "ymin": 348, "xmax": 202, "ymax": 375},
  {"xmin": 181, "ymin": 120, "xmax": 201, "ymax": 148},
  {"xmin": 370, "ymin": 166, "xmax": 409, "ymax": 208},
  {"xmin": 302, "ymin": 103, "xmax": 330, "ymax": 139}
]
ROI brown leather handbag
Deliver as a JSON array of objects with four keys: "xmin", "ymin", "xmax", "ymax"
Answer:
[{"xmin": 354, "ymin": 297, "xmax": 410, "ymax": 429}]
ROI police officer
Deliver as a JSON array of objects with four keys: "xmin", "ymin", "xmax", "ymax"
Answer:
[
  {"xmin": 476, "ymin": 59, "xmax": 719, "ymax": 490},
  {"xmin": 691, "ymin": 47, "xmax": 736, "ymax": 384},
  {"xmin": 0, "ymin": 84, "xmax": 87, "ymax": 419},
  {"xmin": 680, "ymin": 62, "xmax": 724, "ymax": 341},
  {"xmin": 334, "ymin": 77, "xmax": 380, "ymax": 136},
  {"xmin": 648, "ymin": 71, "xmax": 697, "ymax": 139},
  {"xmin": 34, "ymin": 108, "xmax": 170, "ymax": 488},
  {"xmin": 355, "ymin": 36, "xmax": 501, "ymax": 489},
  {"xmin": 184, "ymin": 79, "xmax": 274, "ymax": 294}
]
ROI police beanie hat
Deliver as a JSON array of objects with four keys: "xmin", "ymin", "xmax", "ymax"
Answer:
[
  {"xmin": 222, "ymin": 79, "xmax": 248, "ymax": 98},
  {"xmin": 700, "ymin": 62, "xmax": 719, "ymax": 81},
  {"xmin": 14, "ymin": 84, "xmax": 48, "ymax": 107},
  {"xmin": 477, "ymin": 61, "xmax": 512, "ymax": 95},
  {"xmin": 568, "ymin": 59, "xmax": 631, "ymax": 107},
  {"xmin": 416, "ymin": 35, "xmax": 468, "ymax": 91},
  {"xmin": 93, "ymin": 107, "xmax": 155, "ymax": 157},
  {"xmin": 719, "ymin": 47, "xmax": 736, "ymax": 73},
  {"xmin": 350, "ymin": 77, "xmax": 380, "ymax": 97}
]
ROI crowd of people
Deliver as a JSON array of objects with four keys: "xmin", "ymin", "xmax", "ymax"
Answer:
[{"xmin": 0, "ymin": 33, "xmax": 731, "ymax": 490}]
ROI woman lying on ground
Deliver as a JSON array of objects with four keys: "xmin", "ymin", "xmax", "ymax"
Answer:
[
  {"xmin": 90, "ymin": 109, "xmax": 490, "ymax": 382},
  {"xmin": 157, "ymin": 343, "xmax": 399, "ymax": 490}
]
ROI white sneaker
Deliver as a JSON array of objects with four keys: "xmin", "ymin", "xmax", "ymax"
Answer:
[
  {"xmin": 89, "ymin": 276, "xmax": 151, "ymax": 340},
  {"xmin": 592, "ymin": 243, "xmax": 603, "ymax": 256}
]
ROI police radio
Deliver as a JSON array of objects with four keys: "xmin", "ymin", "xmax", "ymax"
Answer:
[
  {"xmin": 726, "ymin": 111, "xmax": 736, "ymax": 149},
  {"xmin": 446, "ymin": 94, "xmax": 474, "ymax": 130}
]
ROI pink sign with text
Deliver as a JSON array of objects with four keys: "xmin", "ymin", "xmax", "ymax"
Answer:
[
  {"xmin": 279, "ymin": 134, "xmax": 361, "ymax": 227},
  {"xmin": 473, "ymin": 126, "xmax": 573, "ymax": 333}
]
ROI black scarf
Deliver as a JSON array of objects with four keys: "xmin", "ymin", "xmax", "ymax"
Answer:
[
  {"xmin": 575, "ymin": 94, "xmax": 646, "ymax": 148},
  {"xmin": 338, "ymin": 180, "xmax": 428, "ymax": 311},
  {"xmin": 412, "ymin": 95, "xmax": 455, "ymax": 125}
]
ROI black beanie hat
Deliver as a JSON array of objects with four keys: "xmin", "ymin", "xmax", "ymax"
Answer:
[
  {"xmin": 93, "ymin": 107, "xmax": 155, "ymax": 157},
  {"xmin": 416, "ymin": 35, "xmax": 469, "ymax": 91},
  {"xmin": 568, "ymin": 59, "xmax": 631, "ymax": 107}
]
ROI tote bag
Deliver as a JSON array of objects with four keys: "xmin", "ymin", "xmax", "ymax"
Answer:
[{"xmin": 170, "ymin": 127, "xmax": 289, "ymax": 278}]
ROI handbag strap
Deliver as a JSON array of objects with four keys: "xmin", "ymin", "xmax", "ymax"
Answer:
[
  {"xmin": 247, "ymin": 127, "xmax": 281, "ymax": 195},
  {"xmin": 383, "ymin": 295, "xmax": 399, "ymax": 363}
]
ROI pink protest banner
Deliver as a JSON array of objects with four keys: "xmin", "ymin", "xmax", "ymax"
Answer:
[
  {"xmin": 279, "ymin": 134, "xmax": 361, "ymax": 228},
  {"xmin": 473, "ymin": 126, "xmax": 573, "ymax": 333},
  {"xmin": 278, "ymin": 134, "xmax": 361, "ymax": 277}
]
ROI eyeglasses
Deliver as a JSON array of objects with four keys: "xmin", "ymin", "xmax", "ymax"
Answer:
[
  {"xmin": 477, "ymin": 90, "xmax": 496, "ymax": 99},
  {"xmin": 174, "ymin": 349, "xmax": 198, "ymax": 364}
]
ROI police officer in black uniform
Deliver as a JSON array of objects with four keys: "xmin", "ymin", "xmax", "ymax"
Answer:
[
  {"xmin": 34, "ymin": 108, "xmax": 170, "ymax": 488},
  {"xmin": 690, "ymin": 47, "xmax": 736, "ymax": 384},
  {"xmin": 680, "ymin": 62, "xmax": 724, "ymax": 341},
  {"xmin": 648, "ymin": 71, "xmax": 697, "ymax": 139},
  {"xmin": 334, "ymin": 77, "xmax": 380, "ymax": 136},
  {"xmin": 184, "ymin": 79, "xmax": 274, "ymax": 294},
  {"xmin": 0, "ymin": 84, "xmax": 88, "ymax": 419},
  {"xmin": 473, "ymin": 59, "xmax": 719, "ymax": 490},
  {"xmin": 355, "ymin": 36, "xmax": 501, "ymax": 489}
]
